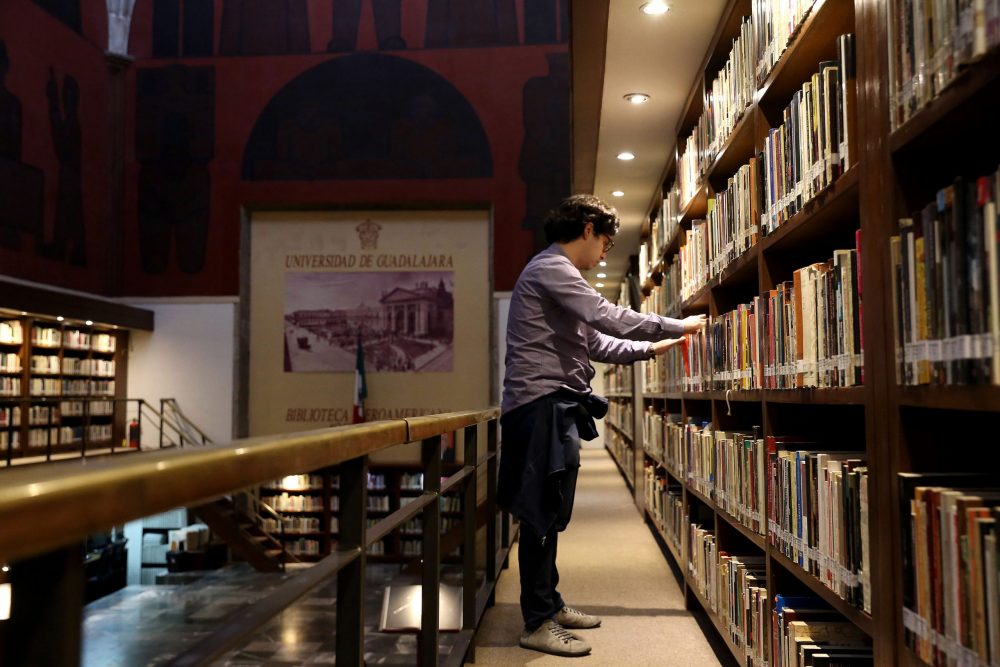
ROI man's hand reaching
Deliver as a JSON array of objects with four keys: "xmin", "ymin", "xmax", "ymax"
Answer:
[
  {"xmin": 681, "ymin": 314, "xmax": 707, "ymax": 334},
  {"xmin": 650, "ymin": 337, "xmax": 686, "ymax": 356}
]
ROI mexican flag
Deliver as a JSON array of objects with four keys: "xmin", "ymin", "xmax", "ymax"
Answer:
[{"xmin": 353, "ymin": 334, "xmax": 367, "ymax": 423}]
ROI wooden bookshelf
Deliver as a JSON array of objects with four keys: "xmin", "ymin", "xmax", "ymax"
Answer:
[{"xmin": 614, "ymin": 0, "xmax": 1000, "ymax": 664}]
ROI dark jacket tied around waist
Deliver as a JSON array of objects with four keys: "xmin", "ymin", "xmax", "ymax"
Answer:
[{"xmin": 497, "ymin": 391, "xmax": 608, "ymax": 536}]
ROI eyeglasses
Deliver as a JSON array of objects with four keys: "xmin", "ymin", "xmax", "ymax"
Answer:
[{"xmin": 602, "ymin": 235, "xmax": 615, "ymax": 253}]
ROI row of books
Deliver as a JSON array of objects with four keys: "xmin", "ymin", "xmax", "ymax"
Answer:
[
  {"xmin": 0, "ymin": 377, "xmax": 20, "ymax": 396},
  {"xmin": 762, "ymin": 35, "xmax": 857, "ymax": 235},
  {"xmin": 28, "ymin": 379, "xmax": 116, "ymax": 396},
  {"xmin": 773, "ymin": 594, "xmax": 874, "ymax": 667},
  {"xmin": 28, "ymin": 357, "xmax": 115, "ymax": 377},
  {"xmin": 644, "ymin": 463, "xmax": 685, "ymax": 555},
  {"xmin": 753, "ymin": 0, "xmax": 819, "ymax": 85},
  {"xmin": 888, "ymin": 0, "xmax": 1000, "ymax": 128},
  {"xmin": 890, "ymin": 168, "xmax": 1000, "ymax": 386},
  {"xmin": 262, "ymin": 516, "xmax": 320, "ymax": 534},
  {"xmin": 760, "ymin": 242, "xmax": 864, "ymax": 389},
  {"xmin": 708, "ymin": 158, "xmax": 763, "ymax": 278},
  {"xmin": 22, "ymin": 426, "xmax": 109, "ymax": 447},
  {"xmin": 262, "ymin": 493, "xmax": 325, "ymax": 512},
  {"xmin": 688, "ymin": 518, "xmax": 771, "ymax": 666},
  {"xmin": 680, "ymin": 119, "xmax": 709, "ymax": 208},
  {"xmin": 54, "ymin": 401, "xmax": 114, "ymax": 416},
  {"xmin": 680, "ymin": 216, "xmax": 713, "ymax": 301},
  {"xmin": 661, "ymin": 253, "xmax": 863, "ymax": 393},
  {"xmin": 900, "ymin": 473, "xmax": 1000, "ymax": 667},
  {"xmin": 604, "ymin": 363, "xmax": 633, "ymax": 394},
  {"xmin": 607, "ymin": 428, "xmax": 634, "ymax": 486},
  {"xmin": 286, "ymin": 538, "xmax": 321, "ymax": 556},
  {"xmin": 769, "ymin": 444, "xmax": 871, "ymax": 612},
  {"xmin": 264, "ymin": 474, "xmax": 324, "ymax": 491},
  {"xmin": 29, "ymin": 327, "xmax": 116, "ymax": 352},
  {"xmin": 607, "ymin": 397, "xmax": 633, "ymax": 437},
  {"xmin": 643, "ymin": 183, "xmax": 683, "ymax": 282},
  {"xmin": 401, "ymin": 472, "xmax": 426, "ymax": 490},
  {"xmin": 368, "ymin": 495, "xmax": 391, "ymax": 512},
  {"xmin": 705, "ymin": 15, "xmax": 756, "ymax": 161},
  {"xmin": 1, "ymin": 353, "xmax": 18, "ymax": 373},
  {"xmin": 0, "ymin": 321, "xmax": 23, "ymax": 344}
]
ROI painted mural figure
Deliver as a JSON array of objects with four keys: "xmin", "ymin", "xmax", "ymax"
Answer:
[
  {"xmin": 138, "ymin": 113, "xmax": 211, "ymax": 273},
  {"xmin": 41, "ymin": 70, "xmax": 86, "ymax": 266},
  {"xmin": 0, "ymin": 41, "xmax": 43, "ymax": 251},
  {"xmin": 524, "ymin": 0, "xmax": 569, "ymax": 44},
  {"xmin": 329, "ymin": 0, "xmax": 405, "ymax": 51},
  {"xmin": 519, "ymin": 52, "xmax": 570, "ymax": 252},
  {"xmin": 220, "ymin": 0, "xmax": 310, "ymax": 55},
  {"xmin": 425, "ymin": 0, "xmax": 517, "ymax": 48}
]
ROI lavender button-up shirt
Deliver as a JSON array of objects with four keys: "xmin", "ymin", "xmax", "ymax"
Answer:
[{"xmin": 501, "ymin": 244, "xmax": 685, "ymax": 414}]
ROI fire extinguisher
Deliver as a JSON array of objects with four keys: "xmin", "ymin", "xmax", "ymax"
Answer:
[{"xmin": 128, "ymin": 419, "xmax": 140, "ymax": 448}]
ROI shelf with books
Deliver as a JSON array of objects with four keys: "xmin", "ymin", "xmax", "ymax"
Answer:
[
  {"xmin": 605, "ymin": 421, "xmax": 633, "ymax": 440},
  {"xmin": 715, "ymin": 504, "xmax": 767, "ymax": 551},
  {"xmin": 761, "ymin": 386, "xmax": 866, "ymax": 405},
  {"xmin": 679, "ymin": 183, "xmax": 710, "ymax": 224},
  {"xmin": 769, "ymin": 546, "xmax": 875, "ymax": 638},
  {"xmin": 685, "ymin": 482, "xmax": 714, "ymax": 509},
  {"xmin": 681, "ymin": 390, "xmax": 761, "ymax": 402},
  {"xmin": 705, "ymin": 104, "xmax": 759, "ymax": 189},
  {"xmin": 683, "ymin": 570, "xmax": 747, "ymax": 667},
  {"xmin": 756, "ymin": 0, "xmax": 856, "ymax": 119},
  {"xmin": 645, "ymin": 506, "xmax": 684, "ymax": 569},
  {"xmin": 894, "ymin": 385, "xmax": 1000, "ymax": 412},
  {"xmin": 889, "ymin": 47, "xmax": 1000, "ymax": 157},
  {"xmin": 759, "ymin": 166, "xmax": 860, "ymax": 257}
]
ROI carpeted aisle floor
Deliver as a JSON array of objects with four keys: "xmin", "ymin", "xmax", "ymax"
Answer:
[{"xmin": 471, "ymin": 448, "xmax": 727, "ymax": 666}]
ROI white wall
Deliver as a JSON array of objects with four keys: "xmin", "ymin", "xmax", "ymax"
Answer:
[{"xmin": 125, "ymin": 300, "xmax": 237, "ymax": 446}]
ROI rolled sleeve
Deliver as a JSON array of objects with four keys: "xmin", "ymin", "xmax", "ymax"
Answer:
[{"xmin": 541, "ymin": 264, "xmax": 684, "ymax": 340}]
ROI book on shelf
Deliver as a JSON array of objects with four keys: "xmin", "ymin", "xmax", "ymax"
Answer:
[
  {"xmin": 707, "ymin": 157, "xmax": 762, "ymax": 277},
  {"xmin": 890, "ymin": 166, "xmax": 1000, "ymax": 386},
  {"xmin": 898, "ymin": 473, "xmax": 1000, "ymax": 666},
  {"xmin": 773, "ymin": 594, "xmax": 873, "ymax": 667},
  {"xmin": 753, "ymin": 0, "xmax": 819, "ymax": 85},
  {"xmin": 768, "ymin": 438, "xmax": 870, "ymax": 612},
  {"xmin": 762, "ymin": 36, "xmax": 857, "ymax": 236},
  {"xmin": 0, "ymin": 320, "xmax": 23, "ymax": 344},
  {"xmin": 887, "ymin": 0, "xmax": 1000, "ymax": 128}
]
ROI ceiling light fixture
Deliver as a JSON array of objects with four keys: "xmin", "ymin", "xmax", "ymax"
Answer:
[
  {"xmin": 641, "ymin": 1, "xmax": 669, "ymax": 15},
  {"xmin": 611, "ymin": 190, "xmax": 624, "ymax": 197},
  {"xmin": 56, "ymin": 316, "xmax": 64, "ymax": 322},
  {"xmin": 617, "ymin": 151, "xmax": 635, "ymax": 161},
  {"xmin": 599, "ymin": 261, "xmax": 607, "ymax": 267},
  {"xmin": 597, "ymin": 272, "xmax": 607, "ymax": 278},
  {"xmin": 86, "ymin": 320, "xmax": 93, "ymax": 326},
  {"xmin": 624, "ymin": 93, "xmax": 650, "ymax": 105},
  {"xmin": 595, "ymin": 282, "xmax": 605, "ymax": 288}
]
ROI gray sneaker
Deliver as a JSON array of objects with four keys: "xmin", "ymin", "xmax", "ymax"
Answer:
[
  {"xmin": 519, "ymin": 619, "xmax": 592, "ymax": 657},
  {"xmin": 554, "ymin": 605, "xmax": 602, "ymax": 629}
]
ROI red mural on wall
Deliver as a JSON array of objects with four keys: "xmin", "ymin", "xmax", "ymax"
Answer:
[
  {"xmin": 0, "ymin": 0, "xmax": 569, "ymax": 297},
  {"xmin": 0, "ymin": 0, "xmax": 111, "ymax": 294}
]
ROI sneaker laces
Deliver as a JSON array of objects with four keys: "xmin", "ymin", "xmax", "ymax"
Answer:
[
  {"xmin": 562, "ymin": 606, "xmax": 585, "ymax": 617},
  {"xmin": 549, "ymin": 622, "xmax": 576, "ymax": 644}
]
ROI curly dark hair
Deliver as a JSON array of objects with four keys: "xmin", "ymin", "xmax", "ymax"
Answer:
[{"xmin": 543, "ymin": 194, "xmax": 621, "ymax": 244}]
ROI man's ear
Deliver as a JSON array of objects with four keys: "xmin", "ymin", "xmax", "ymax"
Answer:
[{"xmin": 582, "ymin": 221, "xmax": 594, "ymax": 239}]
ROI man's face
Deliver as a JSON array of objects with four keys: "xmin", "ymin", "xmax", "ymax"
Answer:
[{"xmin": 582, "ymin": 222, "xmax": 612, "ymax": 271}]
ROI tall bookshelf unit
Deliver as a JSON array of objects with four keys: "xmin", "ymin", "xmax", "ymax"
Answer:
[
  {"xmin": 0, "ymin": 311, "xmax": 131, "ymax": 464},
  {"xmin": 606, "ymin": 0, "xmax": 1000, "ymax": 665}
]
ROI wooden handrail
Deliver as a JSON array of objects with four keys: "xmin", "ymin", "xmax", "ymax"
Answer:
[
  {"xmin": 0, "ymin": 408, "xmax": 498, "ymax": 565},
  {"xmin": 404, "ymin": 408, "xmax": 499, "ymax": 441}
]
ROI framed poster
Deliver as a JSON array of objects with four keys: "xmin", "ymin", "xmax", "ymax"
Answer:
[{"xmin": 247, "ymin": 210, "xmax": 491, "ymax": 461}]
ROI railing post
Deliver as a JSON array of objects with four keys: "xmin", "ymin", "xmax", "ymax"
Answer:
[
  {"xmin": 485, "ymin": 418, "xmax": 498, "ymax": 594},
  {"xmin": 0, "ymin": 544, "xmax": 85, "ymax": 666},
  {"xmin": 462, "ymin": 424, "xmax": 478, "ymax": 661},
  {"xmin": 420, "ymin": 435, "xmax": 442, "ymax": 667},
  {"xmin": 336, "ymin": 457, "xmax": 367, "ymax": 667}
]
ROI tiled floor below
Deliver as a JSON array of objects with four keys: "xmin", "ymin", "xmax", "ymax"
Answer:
[{"xmin": 83, "ymin": 563, "xmax": 474, "ymax": 666}]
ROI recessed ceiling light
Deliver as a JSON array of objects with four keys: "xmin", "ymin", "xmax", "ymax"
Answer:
[
  {"xmin": 596, "ymin": 282, "xmax": 605, "ymax": 288},
  {"xmin": 599, "ymin": 261, "xmax": 607, "ymax": 267},
  {"xmin": 86, "ymin": 320, "xmax": 93, "ymax": 326},
  {"xmin": 20, "ymin": 312, "xmax": 27, "ymax": 316},
  {"xmin": 617, "ymin": 151, "xmax": 636, "ymax": 161},
  {"xmin": 56, "ymin": 316, "xmax": 64, "ymax": 322},
  {"xmin": 611, "ymin": 190, "xmax": 624, "ymax": 197},
  {"xmin": 597, "ymin": 272, "xmax": 607, "ymax": 278},
  {"xmin": 624, "ymin": 93, "xmax": 650, "ymax": 105},
  {"xmin": 641, "ymin": 1, "xmax": 669, "ymax": 15}
]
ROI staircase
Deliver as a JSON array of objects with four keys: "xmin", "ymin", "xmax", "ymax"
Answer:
[
  {"xmin": 190, "ymin": 497, "xmax": 298, "ymax": 572},
  {"xmin": 159, "ymin": 399, "xmax": 296, "ymax": 572}
]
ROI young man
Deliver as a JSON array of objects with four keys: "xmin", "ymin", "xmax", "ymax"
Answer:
[{"xmin": 499, "ymin": 194, "xmax": 706, "ymax": 657}]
